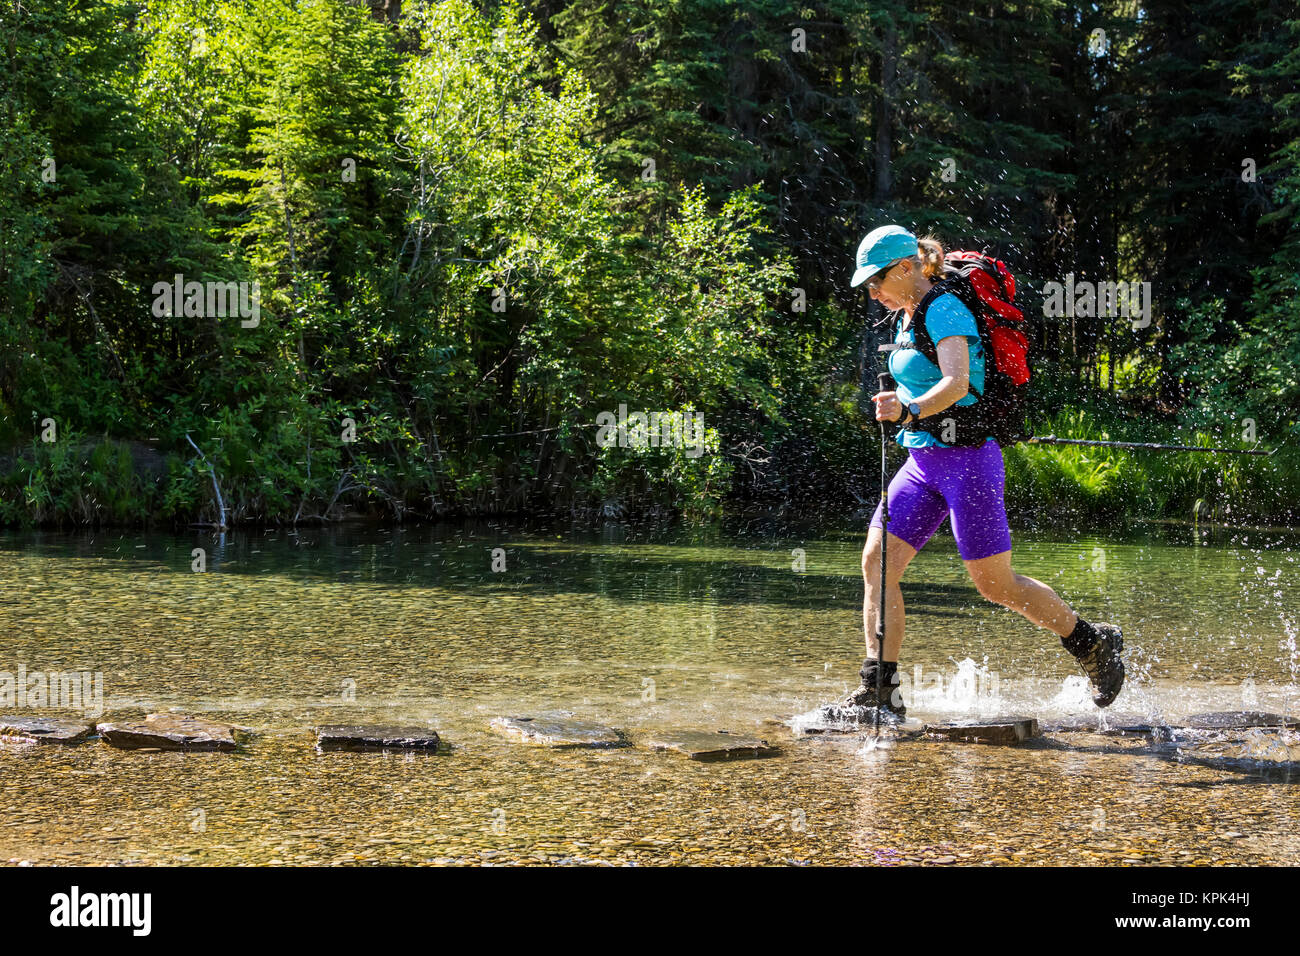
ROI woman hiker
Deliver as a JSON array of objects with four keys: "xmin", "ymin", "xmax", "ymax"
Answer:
[{"xmin": 840, "ymin": 225, "xmax": 1125, "ymax": 720}]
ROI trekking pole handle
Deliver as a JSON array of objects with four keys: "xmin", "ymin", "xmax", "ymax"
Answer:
[{"xmin": 876, "ymin": 371, "xmax": 896, "ymax": 424}]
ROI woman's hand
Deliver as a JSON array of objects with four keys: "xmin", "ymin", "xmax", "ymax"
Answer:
[{"xmin": 873, "ymin": 390, "xmax": 904, "ymax": 422}]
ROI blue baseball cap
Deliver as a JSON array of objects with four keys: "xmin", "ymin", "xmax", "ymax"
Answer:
[{"xmin": 850, "ymin": 225, "xmax": 919, "ymax": 287}]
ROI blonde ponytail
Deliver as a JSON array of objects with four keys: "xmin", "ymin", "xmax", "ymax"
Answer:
[{"xmin": 916, "ymin": 236, "xmax": 946, "ymax": 280}]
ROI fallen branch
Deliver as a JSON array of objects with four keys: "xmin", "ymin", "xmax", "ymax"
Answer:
[{"xmin": 184, "ymin": 434, "xmax": 227, "ymax": 529}]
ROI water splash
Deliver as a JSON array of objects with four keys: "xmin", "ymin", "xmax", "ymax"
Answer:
[
  {"xmin": 1050, "ymin": 675, "xmax": 1093, "ymax": 709},
  {"xmin": 908, "ymin": 657, "xmax": 1003, "ymax": 716},
  {"xmin": 1280, "ymin": 616, "xmax": 1300, "ymax": 716},
  {"xmin": 1116, "ymin": 641, "xmax": 1163, "ymax": 715},
  {"xmin": 1235, "ymin": 728, "xmax": 1298, "ymax": 764},
  {"xmin": 856, "ymin": 734, "xmax": 895, "ymax": 754}
]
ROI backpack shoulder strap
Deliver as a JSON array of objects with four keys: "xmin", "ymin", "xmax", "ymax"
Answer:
[{"xmin": 906, "ymin": 276, "xmax": 964, "ymax": 366}]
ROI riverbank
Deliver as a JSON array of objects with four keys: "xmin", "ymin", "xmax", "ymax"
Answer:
[{"xmin": 2, "ymin": 414, "xmax": 1295, "ymax": 530}]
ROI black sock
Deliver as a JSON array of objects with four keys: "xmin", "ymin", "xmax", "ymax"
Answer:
[
  {"xmin": 1062, "ymin": 616, "xmax": 1098, "ymax": 656},
  {"xmin": 860, "ymin": 658, "xmax": 899, "ymax": 685}
]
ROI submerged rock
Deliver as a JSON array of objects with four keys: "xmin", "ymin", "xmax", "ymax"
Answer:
[
  {"xmin": 489, "ymin": 713, "xmax": 627, "ymax": 748},
  {"xmin": 0, "ymin": 716, "xmax": 96, "ymax": 746},
  {"xmin": 315, "ymin": 725, "xmax": 443, "ymax": 752},
  {"xmin": 924, "ymin": 717, "xmax": 1039, "ymax": 746},
  {"xmin": 96, "ymin": 714, "xmax": 242, "ymax": 751},
  {"xmin": 645, "ymin": 730, "xmax": 778, "ymax": 761},
  {"xmin": 1040, "ymin": 713, "xmax": 1175, "ymax": 736},
  {"xmin": 1184, "ymin": 711, "xmax": 1300, "ymax": 731}
]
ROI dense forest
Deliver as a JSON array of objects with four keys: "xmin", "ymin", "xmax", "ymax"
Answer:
[{"xmin": 2, "ymin": 0, "xmax": 1298, "ymax": 527}]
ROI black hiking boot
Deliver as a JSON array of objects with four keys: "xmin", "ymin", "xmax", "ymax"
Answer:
[
  {"xmin": 1067, "ymin": 621, "xmax": 1125, "ymax": 707},
  {"xmin": 834, "ymin": 659, "xmax": 906, "ymax": 722}
]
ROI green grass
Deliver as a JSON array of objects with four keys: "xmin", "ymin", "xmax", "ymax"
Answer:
[{"xmin": 1004, "ymin": 407, "xmax": 1300, "ymax": 525}]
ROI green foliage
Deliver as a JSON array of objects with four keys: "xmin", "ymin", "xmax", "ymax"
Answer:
[
  {"xmin": 1, "ymin": 0, "xmax": 1298, "ymax": 528},
  {"xmin": 0, "ymin": 435, "xmax": 163, "ymax": 526},
  {"xmin": 1004, "ymin": 407, "xmax": 1300, "ymax": 526},
  {"xmin": 588, "ymin": 409, "xmax": 732, "ymax": 519}
]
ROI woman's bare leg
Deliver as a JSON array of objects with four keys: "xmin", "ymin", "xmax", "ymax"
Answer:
[
  {"xmin": 963, "ymin": 549, "xmax": 1078, "ymax": 636},
  {"xmin": 862, "ymin": 528, "xmax": 919, "ymax": 660}
]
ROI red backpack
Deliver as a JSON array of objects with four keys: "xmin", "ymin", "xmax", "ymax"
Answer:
[{"xmin": 903, "ymin": 250, "xmax": 1032, "ymax": 446}]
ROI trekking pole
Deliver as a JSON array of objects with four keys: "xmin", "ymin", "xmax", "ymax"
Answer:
[
  {"xmin": 874, "ymin": 369, "xmax": 892, "ymax": 741},
  {"xmin": 1027, "ymin": 436, "xmax": 1275, "ymax": 455}
]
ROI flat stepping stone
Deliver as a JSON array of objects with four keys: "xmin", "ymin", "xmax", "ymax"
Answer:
[
  {"xmin": 1184, "ymin": 711, "xmax": 1300, "ymax": 730},
  {"xmin": 489, "ymin": 713, "xmax": 627, "ymax": 748},
  {"xmin": 786, "ymin": 705, "xmax": 923, "ymax": 736},
  {"xmin": 1040, "ymin": 714, "xmax": 1173, "ymax": 736},
  {"xmin": 315, "ymin": 725, "xmax": 442, "ymax": 752},
  {"xmin": 924, "ymin": 717, "xmax": 1039, "ymax": 746},
  {"xmin": 0, "ymin": 716, "xmax": 96, "ymax": 746},
  {"xmin": 645, "ymin": 730, "xmax": 778, "ymax": 761},
  {"xmin": 96, "ymin": 713, "xmax": 241, "ymax": 751}
]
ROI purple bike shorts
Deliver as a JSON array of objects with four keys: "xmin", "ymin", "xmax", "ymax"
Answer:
[{"xmin": 869, "ymin": 439, "xmax": 1012, "ymax": 561}]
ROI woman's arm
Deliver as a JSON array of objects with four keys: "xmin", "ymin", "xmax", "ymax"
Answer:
[{"xmin": 907, "ymin": 335, "xmax": 971, "ymax": 418}]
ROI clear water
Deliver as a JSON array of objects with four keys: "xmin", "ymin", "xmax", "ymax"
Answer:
[{"xmin": 1, "ymin": 519, "xmax": 1297, "ymax": 865}]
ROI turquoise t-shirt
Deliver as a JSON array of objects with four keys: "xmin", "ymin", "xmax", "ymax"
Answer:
[{"xmin": 887, "ymin": 293, "xmax": 988, "ymax": 448}]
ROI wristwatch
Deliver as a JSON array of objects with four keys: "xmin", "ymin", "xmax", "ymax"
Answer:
[{"xmin": 907, "ymin": 401, "xmax": 922, "ymax": 422}]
